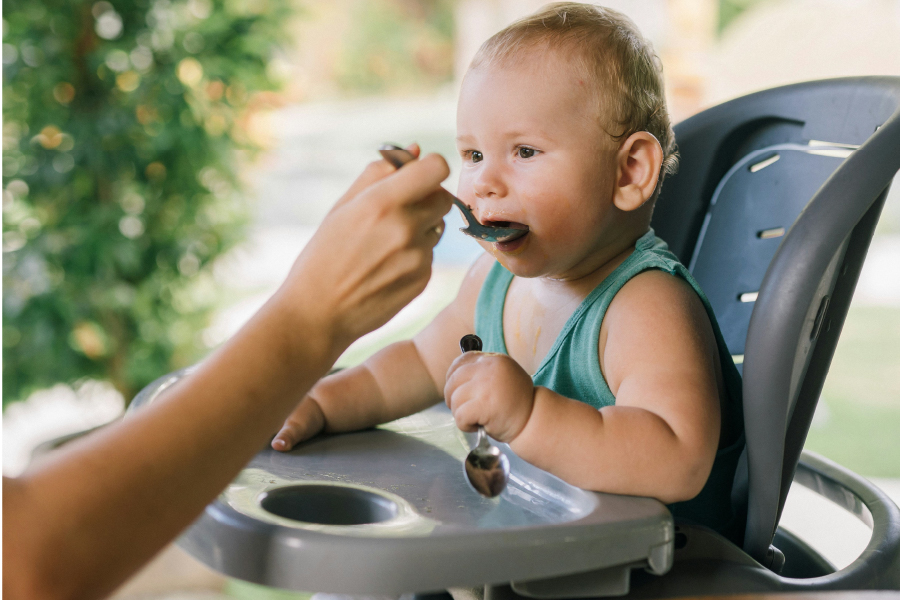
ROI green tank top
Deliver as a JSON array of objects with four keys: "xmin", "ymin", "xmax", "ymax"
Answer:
[{"xmin": 475, "ymin": 229, "xmax": 746, "ymax": 544}]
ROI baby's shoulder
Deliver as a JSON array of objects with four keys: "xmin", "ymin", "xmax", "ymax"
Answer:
[
  {"xmin": 615, "ymin": 267, "xmax": 694, "ymax": 300},
  {"xmin": 605, "ymin": 268, "xmax": 709, "ymax": 337},
  {"xmin": 600, "ymin": 268, "xmax": 720, "ymax": 390}
]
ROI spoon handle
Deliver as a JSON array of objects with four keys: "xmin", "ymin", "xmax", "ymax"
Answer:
[
  {"xmin": 475, "ymin": 426, "xmax": 490, "ymax": 450},
  {"xmin": 459, "ymin": 333, "xmax": 483, "ymax": 353},
  {"xmin": 460, "ymin": 334, "xmax": 488, "ymax": 449},
  {"xmin": 378, "ymin": 144, "xmax": 415, "ymax": 169}
]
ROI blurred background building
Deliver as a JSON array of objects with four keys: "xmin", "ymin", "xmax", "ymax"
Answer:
[{"xmin": 3, "ymin": 0, "xmax": 900, "ymax": 597}]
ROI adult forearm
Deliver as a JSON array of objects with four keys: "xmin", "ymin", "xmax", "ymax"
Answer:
[{"xmin": 6, "ymin": 295, "xmax": 339, "ymax": 600}]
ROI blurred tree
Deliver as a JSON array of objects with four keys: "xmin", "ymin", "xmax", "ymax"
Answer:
[
  {"xmin": 2, "ymin": 0, "xmax": 294, "ymax": 406},
  {"xmin": 336, "ymin": 0, "xmax": 454, "ymax": 95}
]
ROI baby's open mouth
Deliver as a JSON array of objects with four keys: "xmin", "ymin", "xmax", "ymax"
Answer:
[{"xmin": 482, "ymin": 220, "xmax": 529, "ymax": 231}]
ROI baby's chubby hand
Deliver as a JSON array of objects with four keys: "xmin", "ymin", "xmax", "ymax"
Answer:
[{"xmin": 444, "ymin": 352, "xmax": 535, "ymax": 443}]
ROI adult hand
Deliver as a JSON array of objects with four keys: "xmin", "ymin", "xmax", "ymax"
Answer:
[
  {"xmin": 275, "ymin": 145, "xmax": 453, "ymax": 356},
  {"xmin": 444, "ymin": 352, "xmax": 536, "ymax": 443}
]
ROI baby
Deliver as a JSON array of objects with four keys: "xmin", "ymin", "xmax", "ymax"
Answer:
[{"xmin": 273, "ymin": 2, "xmax": 745, "ymax": 542}]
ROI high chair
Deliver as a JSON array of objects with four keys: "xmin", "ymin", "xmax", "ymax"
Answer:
[
  {"xmin": 130, "ymin": 76, "xmax": 900, "ymax": 597},
  {"xmin": 625, "ymin": 75, "xmax": 900, "ymax": 596}
]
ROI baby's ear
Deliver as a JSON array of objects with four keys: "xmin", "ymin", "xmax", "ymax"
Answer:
[{"xmin": 613, "ymin": 132, "xmax": 663, "ymax": 212}]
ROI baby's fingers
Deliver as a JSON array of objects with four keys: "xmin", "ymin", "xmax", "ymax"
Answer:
[
  {"xmin": 444, "ymin": 353, "xmax": 481, "ymax": 407},
  {"xmin": 449, "ymin": 387, "xmax": 484, "ymax": 433},
  {"xmin": 271, "ymin": 396, "xmax": 326, "ymax": 451}
]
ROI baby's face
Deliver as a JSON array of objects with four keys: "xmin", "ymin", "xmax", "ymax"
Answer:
[{"xmin": 456, "ymin": 51, "xmax": 623, "ymax": 280}]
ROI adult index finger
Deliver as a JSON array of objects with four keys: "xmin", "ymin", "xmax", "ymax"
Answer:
[
  {"xmin": 331, "ymin": 144, "xmax": 423, "ymax": 211},
  {"xmin": 368, "ymin": 153, "xmax": 451, "ymax": 209}
]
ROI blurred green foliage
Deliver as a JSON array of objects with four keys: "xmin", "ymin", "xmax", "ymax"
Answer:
[
  {"xmin": 336, "ymin": 0, "xmax": 453, "ymax": 95},
  {"xmin": 806, "ymin": 306, "xmax": 900, "ymax": 477},
  {"xmin": 2, "ymin": 0, "xmax": 294, "ymax": 406},
  {"xmin": 718, "ymin": 0, "xmax": 768, "ymax": 34}
]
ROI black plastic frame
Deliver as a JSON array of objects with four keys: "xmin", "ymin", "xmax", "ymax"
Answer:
[{"xmin": 651, "ymin": 77, "xmax": 900, "ymax": 575}]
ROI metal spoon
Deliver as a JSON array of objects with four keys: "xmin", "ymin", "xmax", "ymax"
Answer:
[
  {"xmin": 459, "ymin": 334, "xmax": 510, "ymax": 497},
  {"xmin": 379, "ymin": 144, "xmax": 528, "ymax": 244}
]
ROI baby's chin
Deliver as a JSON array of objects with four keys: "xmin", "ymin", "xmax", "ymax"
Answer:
[
  {"xmin": 482, "ymin": 237, "xmax": 528, "ymax": 265},
  {"xmin": 484, "ymin": 246, "xmax": 552, "ymax": 279}
]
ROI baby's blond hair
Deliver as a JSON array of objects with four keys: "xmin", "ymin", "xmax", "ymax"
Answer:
[{"xmin": 471, "ymin": 2, "xmax": 679, "ymax": 191}]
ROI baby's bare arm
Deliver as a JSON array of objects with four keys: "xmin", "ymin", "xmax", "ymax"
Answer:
[
  {"xmin": 509, "ymin": 270, "xmax": 722, "ymax": 503},
  {"xmin": 272, "ymin": 343, "xmax": 438, "ymax": 449},
  {"xmin": 273, "ymin": 253, "xmax": 495, "ymax": 450}
]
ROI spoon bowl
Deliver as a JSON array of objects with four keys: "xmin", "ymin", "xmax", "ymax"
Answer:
[
  {"xmin": 464, "ymin": 428, "xmax": 511, "ymax": 498},
  {"xmin": 379, "ymin": 144, "xmax": 529, "ymax": 244}
]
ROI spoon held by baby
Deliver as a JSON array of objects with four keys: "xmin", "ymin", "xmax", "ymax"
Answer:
[{"xmin": 458, "ymin": 334, "xmax": 510, "ymax": 498}]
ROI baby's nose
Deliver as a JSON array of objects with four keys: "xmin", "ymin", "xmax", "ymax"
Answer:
[{"xmin": 472, "ymin": 161, "xmax": 507, "ymax": 199}]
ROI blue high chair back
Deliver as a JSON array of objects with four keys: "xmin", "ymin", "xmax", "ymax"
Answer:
[{"xmin": 644, "ymin": 76, "xmax": 900, "ymax": 589}]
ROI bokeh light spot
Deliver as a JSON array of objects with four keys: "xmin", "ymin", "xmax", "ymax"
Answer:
[
  {"xmin": 119, "ymin": 215, "xmax": 144, "ymax": 239},
  {"xmin": 178, "ymin": 253, "xmax": 200, "ymax": 276},
  {"xmin": 205, "ymin": 113, "xmax": 227, "ymax": 136},
  {"xmin": 177, "ymin": 57, "xmax": 203, "ymax": 87},
  {"xmin": 187, "ymin": 0, "xmax": 213, "ymax": 19},
  {"xmin": 53, "ymin": 82, "xmax": 76, "ymax": 104},
  {"xmin": 183, "ymin": 31, "xmax": 205, "ymax": 54},
  {"xmin": 120, "ymin": 192, "xmax": 145, "ymax": 215},
  {"xmin": 116, "ymin": 71, "xmax": 141, "ymax": 92},
  {"xmin": 130, "ymin": 46, "xmax": 154, "ymax": 71},
  {"xmin": 136, "ymin": 105, "xmax": 158, "ymax": 125},
  {"xmin": 52, "ymin": 154, "xmax": 75, "ymax": 173},
  {"xmin": 33, "ymin": 125, "xmax": 63, "ymax": 149},
  {"xmin": 6, "ymin": 179, "xmax": 29, "ymax": 198},
  {"xmin": 105, "ymin": 49, "xmax": 130, "ymax": 72},
  {"xmin": 145, "ymin": 161, "xmax": 167, "ymax": 181},
  {"xmin": 206, "ymin": 80, "xmax": 225, "ymax": 101},
  {"xmin": 95, "ymin": 10, "xmax": 123, "ymax": 40},
  {"xmin": 71, "ymin": 321, "xmax": 108, "ymax": 359}
]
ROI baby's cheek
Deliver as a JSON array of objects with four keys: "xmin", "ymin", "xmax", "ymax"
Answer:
[{"xmin": 455, "ymin": 176, "xmax": 476, "ymax": 203}]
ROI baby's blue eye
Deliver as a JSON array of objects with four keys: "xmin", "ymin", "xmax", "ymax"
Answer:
[
  {"xmin": 517, "ymin": 147, "xmax": 535, "ymax": 159},
  {"xmin": 470, "ymin": 151, "xmax": 483, "ymax": 163}
]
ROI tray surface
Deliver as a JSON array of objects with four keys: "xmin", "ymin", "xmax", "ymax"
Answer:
[
  {"xmin": 225, "ymin": 406, "xmax": 599, "ymax": 534},
  {"xmin": 131, "ymin": 370, "xmax": 673, "ymax": 595}
]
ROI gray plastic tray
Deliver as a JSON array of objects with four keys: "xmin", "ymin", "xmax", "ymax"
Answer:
[{"xmin": 130, "ymin": 369, "xmax": 673, "ymax": 597}]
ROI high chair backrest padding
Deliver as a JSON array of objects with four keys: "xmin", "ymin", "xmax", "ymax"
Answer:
[{"xmin": 650, "ymin": 77, "xmax": 900, "ymax": 567}]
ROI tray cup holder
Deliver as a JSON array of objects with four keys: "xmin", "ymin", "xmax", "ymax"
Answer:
[{"xmin": 260, "ymin": 485, "xmax": 400, "ymax": 526}]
